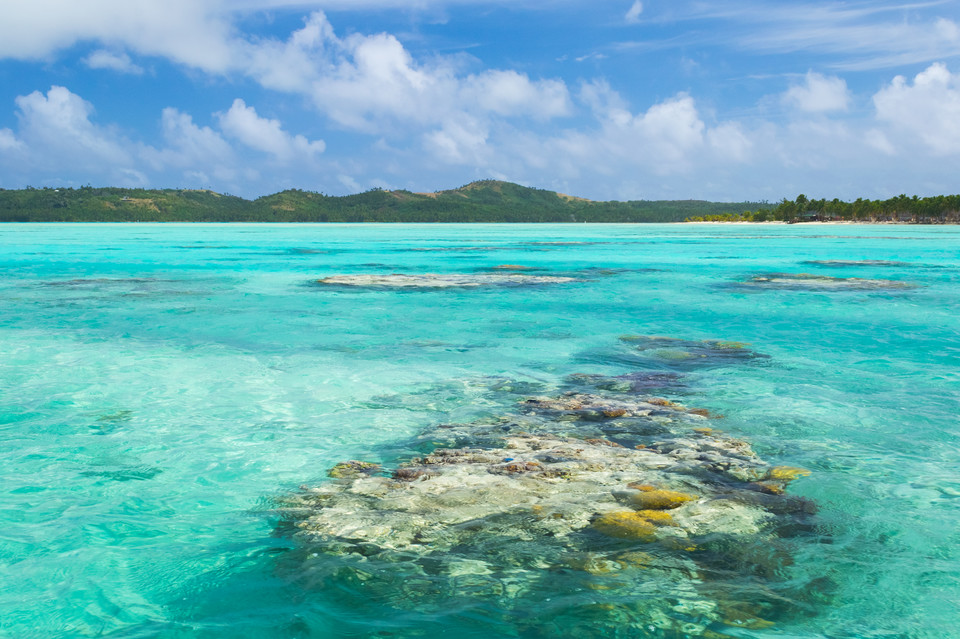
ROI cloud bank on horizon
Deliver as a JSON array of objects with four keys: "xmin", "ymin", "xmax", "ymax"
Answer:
[{"xmin": 0, "ymin": 0, "xmax": 959, "ymax": 201}]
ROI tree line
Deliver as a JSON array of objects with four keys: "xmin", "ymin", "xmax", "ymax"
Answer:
[
  {"xmin": 686, "ymin": 193, "xmax": 960, "ymax": 223},
  {"xmin": 0, "ymin": 182, "xmax": 770, "ymax": 223}
]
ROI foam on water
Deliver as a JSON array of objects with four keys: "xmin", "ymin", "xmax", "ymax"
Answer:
[{"xmin": 1, "ymin": 223, "xmax": 958, "ymax": 638}]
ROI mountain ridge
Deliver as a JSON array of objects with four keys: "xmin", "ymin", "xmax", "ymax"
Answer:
[{"xmin": 0, "ymin": 180, "xmax": 769, "ymax": 223}]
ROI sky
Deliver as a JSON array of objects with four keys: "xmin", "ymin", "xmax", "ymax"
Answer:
[{"xmin": 1, "ymin": 0, "xmax": 959, "ymax": 201}]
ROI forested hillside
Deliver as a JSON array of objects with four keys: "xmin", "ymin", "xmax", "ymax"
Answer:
[{"xmin": 0, "ymin": 181, "xmax": 769, "ymax": 223}]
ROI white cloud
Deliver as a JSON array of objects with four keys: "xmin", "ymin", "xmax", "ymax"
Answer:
[
  {"xmin": 631, "ymin": 94, "xmax": 706, "ymax": 168},
  {"xmin": 0, "ymin": 6, "xmax": 572, "ymax": 140},
  {"xmin": 686, "ymin": 3, "xmax": 960, "ymax": 71},
  {"xmin": 0, "ymin": 128, "xmax": 22, "ymax": 151},
  {"xmin": 873, "ymin": 62, "xmax": 960, "ymax": 155},
  {"xmin": 0, "ymin": 0, "xmax": 235, "ymax": 70},
  {"xmin": 244, "ymin": 12, "xmax": 572, "ymax": 137},
  {"xmin": 463, "ymin": 70, "xmax": 570, "ymax": 119},
  {"xmin": 423, "ymin": 115, "xmax": 489, "ymax": 164},
  {"xmin": 14, "ymin": 86, "xmax": 131, "ymax": 165},
  {"xmin": 141, "ymin": 107, "xmax": 237, "ymax": 185},
  {"xmin": 625, "ymin": 1, "xmax": 643, "ymax": 24},
  {"xmin": 865, "ymin": 128, "xmax": 895, "ymax": 156},
  {"xmin": 218, "ymin": 99, "xmax": 325, "ymax": 160},
  {"xmin": 83, "ymin": 50, "xmax": 143, "ymax": 74},
  {"xmin": 707, "ymin": 122, "xmax": 752, "ymax": 162},
  {"xmin": 783, "ymin": 71, "xmax": 850, "ymax": 112}
]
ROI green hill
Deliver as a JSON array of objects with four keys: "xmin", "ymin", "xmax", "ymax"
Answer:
[{"xmin": 0, "ymin": 181, "xmax": 770, "ymax": 223}]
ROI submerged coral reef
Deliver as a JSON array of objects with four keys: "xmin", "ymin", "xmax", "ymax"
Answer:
[
  {"xmin": 741, "ymin": 273, "xmax": 917, "ymax": 290},
  {"xmin": 800, "ymin": 260, "xmax": 914, "ymax": 268},
  {"xmin": 605, "ymin": 335, "xmax": 770, "ymax": 372},
  {"xmin": 276, "ymin": 346, "xmax": 822, "ymax": 637},
  {"xmin": 314, "ymin": 273, "xmax": 579, "ymax": 289}
]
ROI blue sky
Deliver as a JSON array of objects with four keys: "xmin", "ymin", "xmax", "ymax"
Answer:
[{"xmin": 1, "ymin": 0, "xmax": 959, "ymax": 200}]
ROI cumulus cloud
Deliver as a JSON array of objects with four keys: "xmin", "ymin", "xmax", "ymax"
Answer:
[
  {"xmin": 14, "ymin": 86, "xmax": 131, "ymax": 166},
  {"xmin": 625, "ymin": 1, "xmax": 643, "ymax": 24},
  {"xmin": 707, "ymin": 123, "xmax": 752, "ymax": 162},
  {"xmin": 218, "ymin": 99, "xmax": 325, "ymax": 160},
  {"xmin": 568, "ymin": 90, "xmax": 712, "ymax": 172},
  {"xmin": 0, "ymin": 0, "xmax": 235, "ymax": 70},
  {"xmin": 423, "ymin": 115, "xmax": 490, "ymax": 164},
  {"xmin": 873, "ymin": 62, "xmax": 960, "ymax": 155},
  {"xmin": 83, "ymin": 50, "xmax": 143, "ymax": 74},
  {"xmin": 0, "ymin": 5, "xmax": 572, "ymax": 140},
  {"xmin": 267, "ymin": 14, "xmax": 571, "ymax": 133},
  {"xmin": 783, "ymin": 71, "xmax": 850, "ymax": 112},
  {"xmin": 464, "ymin": 70, "xmax": 570, "ymax": 119},
  {"xmin": 0, "ymin": 128, "xmax": 22, "ymax": 151},
  {"xmin": 139, "ymin": 107, "xmax": 244, "ymax": 187}
]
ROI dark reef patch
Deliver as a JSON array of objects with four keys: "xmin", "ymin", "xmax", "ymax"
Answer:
[{"xmin": 801, "ymin": 260, "xmax": 914, "ymax": 268}]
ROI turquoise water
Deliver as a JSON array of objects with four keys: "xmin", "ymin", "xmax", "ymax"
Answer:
[{"xmin": 1, "ymin": 223, "xmax": 958, "ymax": 638}]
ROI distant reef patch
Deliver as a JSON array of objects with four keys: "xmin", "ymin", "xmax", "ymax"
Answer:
[
  {"xmin": 314, "ymin": 273, "xmax": 580, "ymax": 289},
  {"xmin": 739, "ymin": 273, "xmax": 917, "ymax": 291}
]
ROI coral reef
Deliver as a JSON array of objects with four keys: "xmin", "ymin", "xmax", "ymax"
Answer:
[
  {"xmin": 314, "ymin": 273, "xmax": 578, "ymax": 288},
  {"xmin": 275, "ymin": 356, "xmax": 819, "ymax": 637},
  {"xmin": 741, "ymin": 273, "xmax": 917, "ymax": 290},
  {"xmin": 611, "ymin": 335, "xmax": 770, "ymax": 370},
  {"xmin": 801, "ymin": 260, "xmax": 913, "ymax": 267}
]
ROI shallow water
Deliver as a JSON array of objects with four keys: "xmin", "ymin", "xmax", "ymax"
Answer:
[{"xmin": 1, "ymin": 223, "xmax": 959, "ymax": 638}]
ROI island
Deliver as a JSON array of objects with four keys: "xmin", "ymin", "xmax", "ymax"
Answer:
[{"xmin": 1, "ymin": 181, "xmax": 957, "ymax": 223}]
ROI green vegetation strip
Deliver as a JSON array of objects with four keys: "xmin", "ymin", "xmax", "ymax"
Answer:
[{"xmin": 0, "ymin": 180, "xmax": 767, "ymax": 223}]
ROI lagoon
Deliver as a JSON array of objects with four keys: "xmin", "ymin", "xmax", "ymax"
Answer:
[{"xmin": 1, "ymin": 223, "xmax": 958, "ymax": 638}]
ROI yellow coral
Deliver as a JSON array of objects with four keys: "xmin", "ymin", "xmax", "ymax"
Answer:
[
  {"xmin": 628, "ymin": 488, "xmax": 697, "ymax": 510},
  {"xmin": 601, "ymin": 409, "xmax": 628, "ymax": 418},
  {"xmin": 767, "ymin": 466, "xmax": 811, "ymax": 481},
  {"xmin": 648, "ymin": 397, "xmax": 681, "ymax": 408},
  {"xmin": 752, "ymin": 481, "xmax": 785, "ymax": 495},
  {"xmin": 592, "ymin": 511, "xmax": 657, "ymax": 541},
  {"xmin": 634, "ymin": 510, "xmax": 675, "ymax": 525}
]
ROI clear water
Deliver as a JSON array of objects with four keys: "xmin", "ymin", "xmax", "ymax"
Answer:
[{"xmin": 1, "ymin": 223, "xmax": 958, "ymax": 638}]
